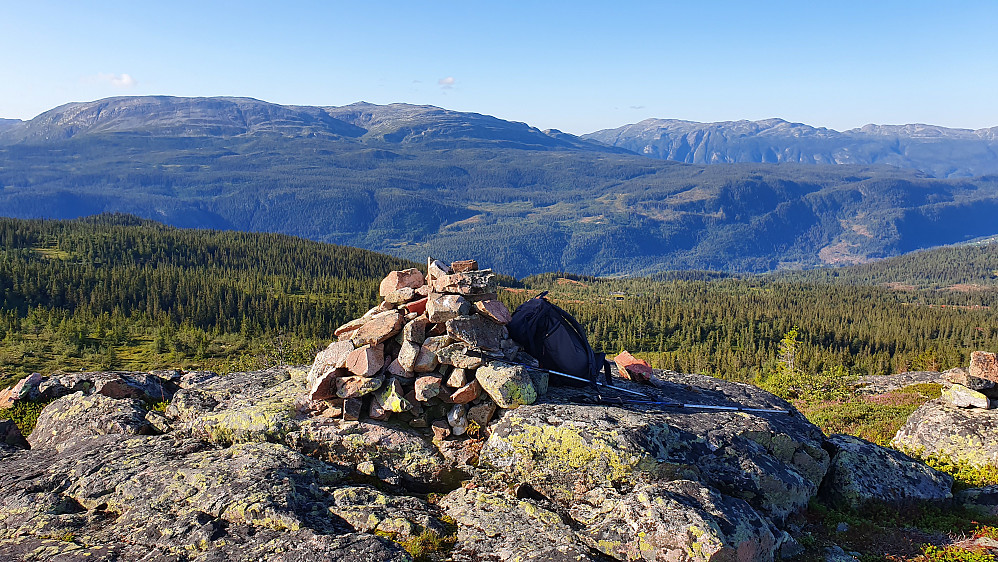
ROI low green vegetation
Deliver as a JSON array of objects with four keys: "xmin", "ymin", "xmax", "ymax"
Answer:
[{"xmin": 0, "ymin": 400, "xmax": 49, "ymax": 436}]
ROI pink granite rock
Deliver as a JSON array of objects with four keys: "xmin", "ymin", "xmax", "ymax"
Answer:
[
  {"xmin": 474, "ymin": 300, "xmax": 512, "ymax": 325},
  {"xmin": 379, "ymin": 268, "xmax": 425, "ymax": 297}
]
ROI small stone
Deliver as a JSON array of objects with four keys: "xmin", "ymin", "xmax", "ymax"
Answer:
[
  {"xmin": 943, "ymin": 384, "xmax": 991, "ymax": 409},
  {"xmin": 451, "ymin": 259, "xmax": 478, "ymax": 273},
  {"xmin": 446, "ymin": 315, "xmax": 506, "ymax": 351},
  {"xmin": 415, "ymin": 375, "xmax": 443, "ymax": 401},
  {"xmin": 450, "ymin": 380, "xmax": 483, "ymax": 404},
  {"xmin": 404, "ymin": 390, "xmax": 425, "ymax": 416},
  {"xmin": 970, "ymin": 351, "xmax": 998, "ymax": 383},
  {"xmin": 336, "ymin": 375, "xmax": 385, "ymax": 399},
  {"xmin": 307, "ymin": 340, "xmax": 355, "ymax": 385},
  {"xmin": 412, "ymin": 347, "xmax": 440, "ymax": 374},
  {"xmin": 614, "ymin": 350, "xmax": 654, "ymax": 382},
  {"xmin": 308, "ymin": 368, "xmax": 345, "ymax": 401},
  {"xmin": 334, "ymin": 317, "xmax": 368, "ymax": 337},
  {"xmin": 468, "ymin": 401, "xmax": 496, "ymax": 427},
  {"xmin": 431, "ymin": 420, "xmax": 452, "ymax": 441},
  {"xmin": 346, "ymin": 345, "xmax": 385, "ymax": 377},
  {"xmin": 427, "ymin": 322, "xmax": 447, "ymax": 337},
  {"xmin": 428, "ymin": 259, "xmax": 451, "ymax": 280},
  {"xmin": 475, "ymin": 361, "xmax": 537, "ymax": 409},
  {"xmin": 357, "ymin": 460, "xmax": 376, "ymax": 475},
  {"xmin": 351, "ymin": 310, "xmax": 404, "ymax": 347},
  {"xmin": 376, "ymin": 378, "xmax": 412, "ymax": 413},
  {"xmin": 402, "ymin": 316, "xmax": 430, "ymax": 344},
  {"xmin": 415, "ymin": 285, "xmax": 432, "ymax": 297},
  {"xmin": 447, "ymin": 368, "xmax": 470, "ymax": 388},
  {"xmin": 474, "ymin": 300, "xmax": 512, "ymax": 325},
  {"xmin": 379, "ymin": 268, "xmax": 425, "ymax": 297},
  {"xmin": 422, "ymin": 335, "xmax": 455, "ymax": 353},
  {"xmin": 448, "ymin": 404, "xmax": 468, "ymax": 436},
  {"xmin": 437, "ymin": 344, "xmax": 487, "ymax": 369},
  {"xmin": 343, "ymin": 397, "xmax": 364, "ymax": 421},
  {"xmin": 386, "ymin": 358, "xmax": 412, "ymax": 378},
  {"xmin": 404, "ymin": 297, "xmax": 428, "ymax": 315},
  {"xmin": 369, "ymin": 394, "xmax": 390, "ymax": 421},
  {"xmin": 385, "ymin": 286, "xmax": 416, "ymax": 304},
  {"xmin": 398, "ymin": 341, "xmax": 422, "ymax": 372},
  {"xmin": 427, "ymin": 294, "xmax": 471, "ymax": 323},
  {"xmin": 432, "ymin": 270, "xmax": 497, "ymax": 295}
]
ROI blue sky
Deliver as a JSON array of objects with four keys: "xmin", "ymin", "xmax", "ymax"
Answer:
[{"xmin": 1, "ymin": 1, "xmax": 996, "ymax": 134}]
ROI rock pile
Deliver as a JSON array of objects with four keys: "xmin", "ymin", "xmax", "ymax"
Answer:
[
  {"xmin": 303, "ymin": 259, "xmax": 543, "ymax": 440},
  {"xmin": 894, "ymin": 351, "xmax": 998, "ymax": 465}
]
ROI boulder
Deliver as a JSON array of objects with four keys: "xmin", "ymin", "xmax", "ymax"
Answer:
[
  {"xmin": 379, "ymin": 267, "xmax": 425, "ymax": 297},
  {"xmin": 446, "ymin": 315, "xmax": 506, "ymax": 351},
  {"xmin": 350, "ymin": 310, "xmax": 403, "ymax": 347},
  {"xmin": 955, "ymin": 485, "xmax": 998, "ymax": 517},
  {"xmin": 945, "ymin": 366, "xmax": 995, "ymax": 393},
  {"xmin": 0, "ymin": 372, "xmax": 42, "ymax": 408},
  {"xmin": 29, "ymin": 392, "xmax": 152, "ymax": 451},
  {"xmin": 33, "ymin": 371, "xmax": 178, "ymax": 403},
  {"xmin": 971, "ymin": 351, "xmax": 998, "ymax": 382},
  {"xmin": 479, "ymin": 376, "xmax": 828, "ymax": 525},
  {"xmin": 0, "ymin": 435, "xmax": 410, "ymax": 561},
  {"xmin": 893, "ymin": 398, "xmax": 998, "ymax": 466},
  {"xmin": 440, "ymin": 487, "xmax": 600, "ymax": 561},
  {"xmin": 0, "ymin": 419, "xmax": 29, "ymax": 449},
  {"xmin": 942, "ymin": 384, "xmax": 991, "ymax": 408},
  {"xmin": 820, "ymin": 434, "xmax": 953, "ymax": 509},
  {"xmin": 475, "ymin": 361, "xmax": 536, "ymax": 409},
  {"xmin": 570, "ymin": 481, "xmax": 776, "ymax": 562}
]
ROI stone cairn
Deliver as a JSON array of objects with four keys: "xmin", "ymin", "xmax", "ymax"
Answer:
[
  {"xmin": 303, "ymin": 259, "xmax": 547, "ymax": 440},
  {"xmin": 941, "ymin": 351, "xmax": 998, "ymax": 409}
]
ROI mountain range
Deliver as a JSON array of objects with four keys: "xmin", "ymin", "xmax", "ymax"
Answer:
[
  {"xmin": 585, "ymin": 118, "xmax": 998, "ymax": 178},
  {"xmin": 0, "ymin": 95, "xmax": 996, "ymax": 277}
]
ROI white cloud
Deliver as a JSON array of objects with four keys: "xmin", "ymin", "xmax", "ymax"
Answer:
[
  {"xmin": 96, "ymin": 73, "xmax": 138, "ymax": 88},
  {"xmin": 438, "ymin": 76, "xmax": 455, "ymax": 89}
]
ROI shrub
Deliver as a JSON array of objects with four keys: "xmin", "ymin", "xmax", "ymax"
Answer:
[{"xmin": 0, "ymin": 400, "xmax": 49, "ymax": 436}]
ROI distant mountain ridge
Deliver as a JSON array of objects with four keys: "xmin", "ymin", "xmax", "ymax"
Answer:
[
  {"xmin": 584, "ymin": 118, "xmax": 998, "ymax": 178},
  {"xmin": 1, "ymin": 95, "xmax": 997, "ymax": 277},
  {"xmin": 0, "ymin": 96, "xmax": 621, "ymax": 153}
]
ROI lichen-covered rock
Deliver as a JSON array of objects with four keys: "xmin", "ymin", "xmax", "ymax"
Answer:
[
  {"xmin": 329, "ymin": 485, "xmax": 448, "ymax": 539},
  {"xmin": 29, "ymin": 392, "xmax": 152, "ymax": 451},
  {"xmin": 446, "ymin": 315, "xmax": 506, "ymax": 351},
  {"xmin": 820, "ymin": 434, "xmax": 953, "ymax": 509},
  {"xmin": 955, "ymin": 485, "xmax": 998, "ymax": 517},
  {"xmin": 942, "ymin": 384, "xmax": 991, "ymax": 408},
  {"xmin": 893, "ymin": 398, "xmax": 998, "ymax": 466},
  {"xmin": 571, "ymin": 480, "xmax": 776, "ymax": 562},
  {"xmin": 426, "ymin": 294, "xmax": 471, "ymax": 323},
  {"xmin": 436, "ymin": 343, "xmax": 487, "ymax": 369},
  {"xmin": 289, "ymin": 418, "xmax": 461, "ymax": 489},
  {"xmin": 166, "ymin": 367, "xmax": 301, "ymax": 446},
  {"xmin": 475, "ymin": 361, "xmax": 537, "ymax": 409},
  {"xmin": 440, "ymin": 487, "xmax": 600, "ymax": 561},
  {"xmin": 479, "ymin": 375, "xmax": 828, "ymax": 524},
  {"xmin": 945, "ymin": 367, "xmax": 996, "ymax": 393},
  {"xmin": 0, "ymin": 435, "xmax": 411, "ymax": 561}
]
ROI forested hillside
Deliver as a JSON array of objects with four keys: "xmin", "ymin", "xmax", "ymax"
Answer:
[
  {"xmin": 2, "ymin": 216, "xmax": 995, "ymax": 393},
  {"xmin": 2, "ymin": 96, "xmax": 998, "ymax": 276}
]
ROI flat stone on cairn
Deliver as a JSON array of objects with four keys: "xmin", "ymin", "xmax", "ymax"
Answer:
[{"xmin": 303, "ymin": 258, "xmax": 531, "ymax": 429}]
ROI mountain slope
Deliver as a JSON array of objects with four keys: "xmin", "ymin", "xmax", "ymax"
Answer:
[
  {"xmin": 1, "ymin": 96, "xmax": 997, "ymax": 277},
  {"xmin": 584, "ymin": 118, "xmax": 998, "ymax": 178}
]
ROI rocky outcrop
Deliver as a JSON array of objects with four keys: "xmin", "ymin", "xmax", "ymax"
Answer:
[
  {"xmin": 820, "ymin": 434, "xmax": 953, "ymax": 509},
  {"xmin": 893, "ymin": 398, "xmax": 998, "ymax": 465}
]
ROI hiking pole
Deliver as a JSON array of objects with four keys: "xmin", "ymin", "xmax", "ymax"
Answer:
[
  {"xmin": 511, "ymin": 361, "xmax": 652, "ymax": 398},
  {"xmin": 601, "ymin": 398, "xmax": 790, "ymax": 415}
]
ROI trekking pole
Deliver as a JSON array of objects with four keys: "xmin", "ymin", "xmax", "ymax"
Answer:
[
  {"xmin": 511, "ymin": 361, "xmax": 652, "ymax": 398},
  {"xmin": 601, "ymin": 398, "xmax": 790, "ymax": 415}
]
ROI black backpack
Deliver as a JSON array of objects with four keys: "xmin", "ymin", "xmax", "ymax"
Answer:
[{"xmin": 507, "ymin": 292, "xmax": 611, "ymax": 387}]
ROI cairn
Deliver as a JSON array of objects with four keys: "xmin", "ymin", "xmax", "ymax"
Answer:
[
  {"xmin": 941, "ymin": 351, "xmax": 998, "ymax": 409},
  {"xmin": 304, "ymin": 259, "xmax": 546, "ymax": 439}
]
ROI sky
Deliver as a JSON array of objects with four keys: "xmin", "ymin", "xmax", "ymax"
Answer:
[{"xmin": 1, "ymin": 1, "xmax": 996, "ymax": 135}]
